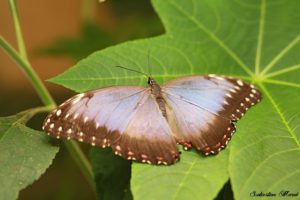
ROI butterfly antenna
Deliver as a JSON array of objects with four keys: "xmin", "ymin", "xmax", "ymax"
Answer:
[
  {"xmin": 115, "ymin": 65, "xmax": 148, "ymax": 78},
  {"xmin": 147, "ymin": 49, "xmax": 152, "ymax": 77}
]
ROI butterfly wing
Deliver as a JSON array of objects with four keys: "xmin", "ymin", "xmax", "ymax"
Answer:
[
  {"xmin": 43, "ymin": 86, "xmax": 179, "ymax": 165},
  {"xmin": 162, "ymin": 75, "xmax": 262, "ymax": 155}
]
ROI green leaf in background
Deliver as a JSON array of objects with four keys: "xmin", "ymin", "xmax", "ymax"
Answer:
[
  {"xmin": 0, "ymin": 111, "xmax": 59, "ymax": 200},
  {"xmin": 39, "ymin": 22, "xmax": 115, "ymax": 61},
  {"xmin": 50, "ymin": 0, "xmax": 300, "ymax": 199},
  {"xmin": 90, "ymin": 148, "xmax": 132, "ymax": 200}
]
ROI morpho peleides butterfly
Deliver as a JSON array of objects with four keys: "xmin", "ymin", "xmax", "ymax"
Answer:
[{"xmin": 43, "ymin": 69, "xmax": 262, "ymax": 165}]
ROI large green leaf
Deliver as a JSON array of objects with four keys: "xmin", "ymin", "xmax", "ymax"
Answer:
[
  {"xmin": 50, "ymin": 0, "xmax": 300, "ymax": 199},
  {"xmin": 0, "ymin": 111, "xmax": 59, "ymax": 200}
]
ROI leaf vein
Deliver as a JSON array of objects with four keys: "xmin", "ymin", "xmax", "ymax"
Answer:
[
  {"xmin": 255, "ymin": 0, "xmax": 266, "ymax": 74},
  {"xmin": 171, "ymin": 158, "xmax": 198, "ymax": 200},
  {"xmin": 266, "ymin": 167, "xmax": 300, "ymax": 193},
  {"xmin": 261, "ymin": 35, "xmax": 300, "ymax": 75},
  {"xmin": 265, "ymin": 64, "xmax": 300, "ymax": 78},
  {"xmin": 262, "ymin": 79, "xmax": 300, "ymax": 89},
  {"xmin": 233, "ymin": 135, "xmax": 292, "ymax": 157}
]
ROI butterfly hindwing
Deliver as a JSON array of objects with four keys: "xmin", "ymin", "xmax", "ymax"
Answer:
[
  {"xmin": 162, "ymin": 75, "xmax": 262, "ymax": 155},
  {"xmin": 111, "ymin": 93, "xmax": 179, "ymax": 165},
  {"xmin": 164, "ymin": 92, "xmax": 236, "ymax": 154}
]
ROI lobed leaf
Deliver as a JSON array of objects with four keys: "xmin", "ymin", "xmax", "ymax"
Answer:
[{"xmin": 50, "ymin": 0, "xmax": 300, "ymax": 199}]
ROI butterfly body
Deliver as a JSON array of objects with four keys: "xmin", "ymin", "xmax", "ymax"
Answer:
[
  {"xmin": 148, "ymin": 77, "xmax": 168, "ymax": 118},
  {"xmin": 43, "ymin": 74, "xmax": 262, "ymax": 165}
]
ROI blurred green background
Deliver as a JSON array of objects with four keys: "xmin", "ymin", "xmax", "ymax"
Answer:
[{"xmin": 0, "ymin": 0, "xmax": 163, "ymax": 199}]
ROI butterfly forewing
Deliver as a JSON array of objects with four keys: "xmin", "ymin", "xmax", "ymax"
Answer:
[
  {"xmin": 162, "ymin": 75, "xmax": 262, "ymax": 155},
  {"xmin": 43, "ymin": 86, "xmax": 179, "ymax": 165}
]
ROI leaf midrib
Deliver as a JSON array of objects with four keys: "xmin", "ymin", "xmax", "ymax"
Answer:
[
  {"xmin": 171, "ymin": 158, "xmax": 201, "ymax": 200},
  {"xmin": 239, "ymin": 148, "xmax": 299, "ymax": 197},
  {"xmin": 259, "ymin": 83, "xmax": 300, "ymax": 147},
  {"xmin": 237, "ymin": 82, "xmax": 300, "ymax": 196},
  {"xmin": 255, "ymin": 0, "xmax": 266, "ymax": 74},
  {"xmin": 167, "ymin": 0, "xmax": 253, "ymax": 76}
]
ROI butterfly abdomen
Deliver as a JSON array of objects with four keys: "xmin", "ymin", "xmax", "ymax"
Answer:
[{"xmin": 149, "ymin": 78, "xmax": 168, "ymax": 118}]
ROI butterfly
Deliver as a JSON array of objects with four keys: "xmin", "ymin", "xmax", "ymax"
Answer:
[{"xmin": 43, "ymin": 73, "xmax": 262, "ymax": 165}]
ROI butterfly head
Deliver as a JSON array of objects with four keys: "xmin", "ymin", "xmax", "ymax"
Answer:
[{"xmin": 147, "ymin": 77, "xmax": 156, "ymax": 86}]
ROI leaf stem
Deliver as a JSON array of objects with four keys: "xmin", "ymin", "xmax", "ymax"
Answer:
[
  {"xmin": 64, "ymin": 142, "xmax": 96, "ymax": 192},
  {"xmin": 1, "ymin": 1, "xmax": 96, "ymax": 193},
  {"xmin": 17, "ymin": 106, "xmax": 56, "ymax": 124},
  {"xmin": 0, "ymin": 34, "xmax": 96, "ymax": 196},
  {"xmin": 8, "ymin": 0, "xmax": 28, "ymax": 60},
  {"xmin": 0, "ymin": 36, "xmax": 55, "ymax": 106}
]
